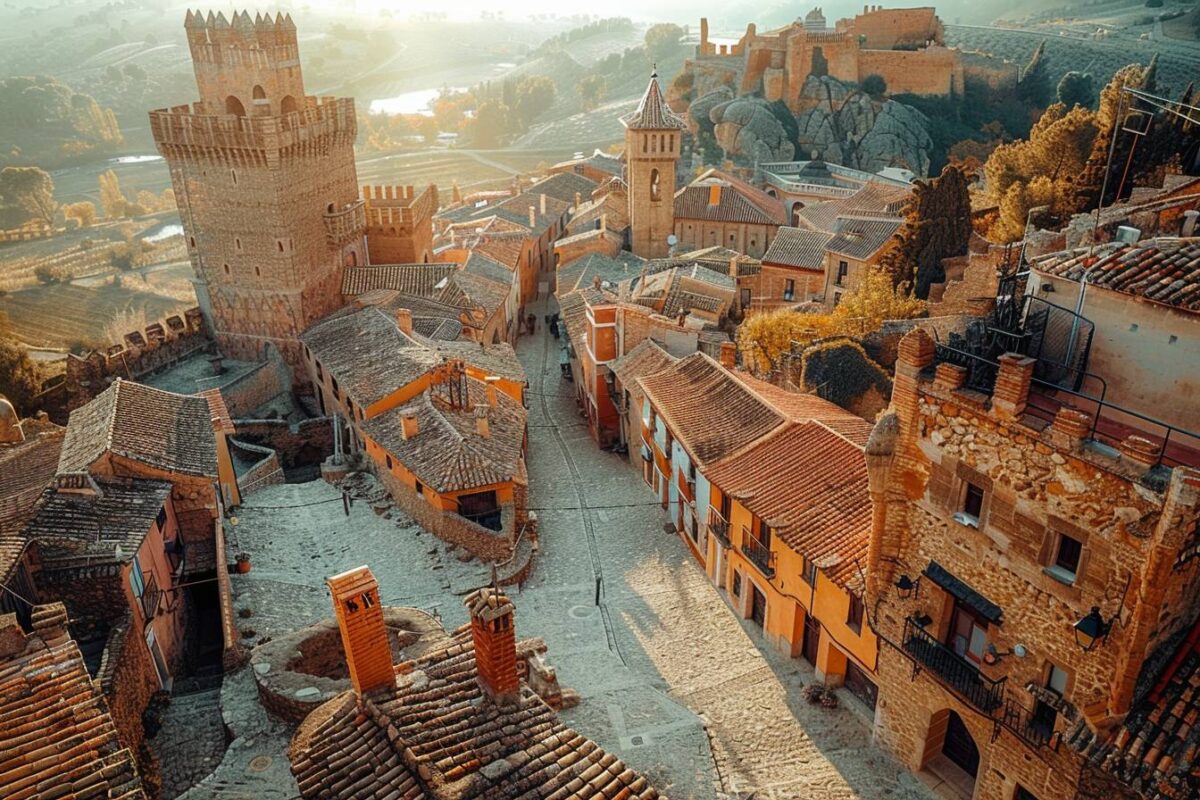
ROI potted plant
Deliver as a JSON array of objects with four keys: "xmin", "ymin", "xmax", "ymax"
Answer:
[{"xmin": 235, "ymin": 552, "xmax": 251, "ymax": 573}]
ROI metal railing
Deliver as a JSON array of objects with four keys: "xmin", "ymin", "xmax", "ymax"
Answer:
[
  {"xmin": 707, "ymin": 508, "xmax": 731, "ymax": 548},
  {"xmin": 740, "ymin": 526, "xmax": 775, "ymax": 578},
  {"xmin": 998, "ymin": 694, "xmax": 1054, "ymax": 749},
  {"xmin": 903, "ymin": 617, "xmax": 1006, "ymax": 713}
]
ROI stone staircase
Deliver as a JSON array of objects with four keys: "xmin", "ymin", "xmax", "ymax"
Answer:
[{"xmin": 152, "ymin": 686, "xmax": 228, "ymax": 800}]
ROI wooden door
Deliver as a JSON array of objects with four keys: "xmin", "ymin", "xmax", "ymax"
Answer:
[
  {"xmin": 802, "ymin": 614, "xmax": 820, "ymax": 665},
  {"xmin": 750, "ymin": 584, "xmax": 767, "ymax": 628},
  {"xmin": 942, "ymin": 711, "xmax": 980, "ymax": 778}
]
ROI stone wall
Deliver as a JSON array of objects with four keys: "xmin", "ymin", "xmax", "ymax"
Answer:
[
  {"xmin": 97, "ymin": 613, "xmax": 159, "ymax": 784},
  {"xmin": 233, "ymin": 417, "xmax": 332, "ymax": 470},
  {"xmin": 65, "ymin": 307, "xmax": 208, "ymax": 411},
  {"xmin": 857, "ymin": 47, "xmax": 962, "ymax": 97},
  {"xmin": 374, "ymin": 466, "xmax": 516, "ymax": 562},
  {"xmin": 961, "ymin": 51, "xmax": 1020, "ymax": 91},
  {"xmin": 230, "ymin": 437, "xmax": 284, "ymax": 495},
  {"xmin": 35, "ymin": 561, "xmax": 129, "ymax": 627},
  {"xmin": 214, "ymin": 344, "xmax": 291, "ymax": 418}
]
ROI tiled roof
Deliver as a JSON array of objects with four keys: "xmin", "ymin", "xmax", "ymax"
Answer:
[
  {"xmin": 556, "ymin": 251, "xmax": 645, "ymax": 296},
  {"xmin": 552, "ymin": 226, "xmax": 624, "ymax": 250},
  {"xmin": 438, "ymin": 270, "xmax": 509, "ymax": 319},
  {"xmin": 763, "ymin": 227, "xmax": 834, "ymax": 270},
  {"xmin": 551, "ymin": 149, "xmax": 625, "ymax": 177},
  {"xmin": 677, "ymin": 246, "xmax": 762, "ymax": 277},
  {"xmin": 301, "ymin": 307, "xmax": 441, "ymax": 408},
  {"xmin": 342, "ymin": 262, "xmax": 459, "ymax": 297},
  {"xmin": 1069, "ymin": 619, "xmax": 1200, "ymax": 799},
  {"xmin": 461, "ymin": 252, "xmax": 514, "ymax": 286},
  {"xmin": 621, "ymin": 71, "xmax": 687, "ymax": 130},
  {"xmin": 1031, "ymin": 238, "xmax": 1200, "ymax": 312},
  {"xmin": 482, "ymin": 193, "xmax": 571, "ymax": 237},
  {"xmin": 0, "ymin": 605, "xmax": 146, "ymax": 798},
  {"xmin": 529, "ymin": 172, "xmax": 599, "ymax": 205},
  {"xmin": 0, "ymin": 420, "xmax": 64, "ymax": 535},
  {"xmin": 290, "ymin": 626, "xmax": 658, "ymax": 800},
  {"xmin": 371, "ymin": 294, "xmax": 467, "ymax": 341},
  {"xmin": 362, "ymin": 379, "xmax": 526, "ymax": 494},
  {"xmin": 24, "ymin": 477, "xmax": 173, "ymax": 563},
  {"xmin": 59, "ymin": 380, "xmax": 218, "ymax": 477},
  {"xmin": 825, "ymin": 216, "xmax": 902, "ymax": 260},
  {"xmin": 639, "ymin": 353, "xmax": 788, "ymax": 467},
  {"xmin": 610, "ymin": 339, "xmax": 678, "ymax": 390},
  {"xmin": 734, "ymin": 372, "xmax": 874, "ymax": 447},
  {"xmin": 674, "ymin": 175, "xmax": 788, "ymax": 226},
  {"xmin": 795, "ymin": 182, "xmax": 910, "ymax": 234},
  {"xmin": 470, "ymin": 237, "xmax": 524, "ymax": 270},
  {"xmin": 566, "ymin": 194, "xmax": 629, "ymax": 237},
  {"xmin": 705, "ymin": 421, "xmax": 871, "ymax": 590},
  {"xmin": 435, "ymin": 340, "xmax": 526, "ymax": 383}
]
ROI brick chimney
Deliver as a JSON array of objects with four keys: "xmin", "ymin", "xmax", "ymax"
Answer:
[
  {"xmin": 540, "ymin": 193, "xmax": 547, "ymax": 216},
  {"xmin": 708, "ymin": 184, "xmax": 722, "ymax": 206},
  {"xmin": 719, "ymin": 341, "xmax": 737, "ymax": 369},
  {"xmin": 574, "ymin": 191, "xmax": 582, "ymax": 210},
  {"xmin": 529, "ymin": 205, "xmax": 537, "ymax": 228},
  {"xmin": 395, "ymin": 308, "xmax": 414, "ymax": 337},
  {"xmin": 400, "ymin": 414, "xmax": 419, "ymax": 440},
  {"xmin": 475, "ymin": 404, "xmax": 490, "ymax": 438},
  {"xmin": 485, "ymin": 375, "xmax": 500, "ymax": 407},
  {"xmin": 327, "ymin": 566, "xmax": 395, "ymax": 695},
  {"xmin": 465, "ymin": 583, "xmax": 519, "ymax": 703},
  {"xmin": 992, "ymin": 353, "xmax": 1035, "ymax": 420}
]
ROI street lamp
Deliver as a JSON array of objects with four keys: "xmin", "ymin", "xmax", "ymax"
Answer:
[
  {"xmin": 895, "ymin": 574, "xmax": 920, "ymax": 599},
  {"xmin": 1074, "ymin": 606, "xmax": 1112, "ymax": 652}
]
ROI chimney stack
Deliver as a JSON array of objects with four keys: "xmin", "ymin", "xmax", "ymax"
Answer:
[
  {"xmin": 485, "ymin": 375, "xmax": 500, "ymax": 407},
  {"xmin": 719, "ymin": 341, "xmax": 737, "ymax": 370},
  {"xmin": 475, "ymin": 404, "xmax": 490, "ymax": 438},
  {"xmin": 574, "ymin": 191, "xmax": 582, "ymax": 211},
  {"xmin": 327, "ymin": 567, "xmax": 395, "ymax": 695},
  {"xmin": 729, "ymin": 256, "xmax": 739, "ymax": 278},
  {"xmin": 540, "ymin": 193, "xmax": 547, "ymax": 216},
  {"xmin": 529, "ymin": 205, "xmax": 537, "ymax": 228},
  {"xmin": 464, "ymin": 583, "xmax": 519, "ymax": 703},
  {"xmin": 708, "ymin": 184, "xmax": 722, "ymax": 206},
  {"xmin": 395, "ymin": 308, "xmax": 414, "ymax": 337},
  {"xmin": 600, "ymin": 213, "xmax": 607, "ymax": 234},
  {"xmin": 400, "ymin": 413, "xmax": 419, "ymax": 440}
]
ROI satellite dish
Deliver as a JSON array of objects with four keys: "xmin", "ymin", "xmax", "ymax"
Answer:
[{"xmin": 667, "ymin": 234, "xmax": 678, "ymax": 246}]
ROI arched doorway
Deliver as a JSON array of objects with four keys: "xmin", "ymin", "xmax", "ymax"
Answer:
[
  {"xmin": 923, "ymin": 709, "xmax": 980, "ymax": 798},
  {"xmin": 791, "ymin": 201, "xmax": 806, "ymax": 226},
  {"xmin": 252, "ymin": 84, "xmax": 266, "ymax": 100},
  {"xmin": 225, "ymin": 95, "xmax": 246, "ymax": 116},
  {"xmin": 280, "ymin": 95, "xmax": 299, "ymax": 115}
]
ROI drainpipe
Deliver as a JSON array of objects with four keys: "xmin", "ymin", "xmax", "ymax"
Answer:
[{"xmin": 1065, "ymin": 260, "xmax": 1101, "ymax": 376}]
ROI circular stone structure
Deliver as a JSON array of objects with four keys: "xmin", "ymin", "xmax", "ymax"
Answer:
[{"xmin": 250, "ymin": 606, "xmax": 449, "ymax": 722}]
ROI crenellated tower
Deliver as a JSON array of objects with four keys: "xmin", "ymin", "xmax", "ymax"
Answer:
[
  {"xmin": 622, "ymin": 70, "xmax": 686, "ymax": 259},
  {"xmin": 152, "ymin": 10, "xmax": 365, "ymax": 372}
]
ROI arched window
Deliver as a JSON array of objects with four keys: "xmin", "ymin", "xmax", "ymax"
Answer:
[
  {"xmin": 280, "ymin": 95, "xmax": 299, "ymax": 115},
  {"xmin": 225, "ymin": 95, "xmax": 246, "ymax": 116},
  {"xmin": 650, "ymin": 169, "xmax": 661, "ymax": 202},
  {"xmin": 344, "ymin": 250, "xmax": 358, "ymax": 267},
  {"xmin": 252, "ymin": 85, "xmax": 266, "ymax": 100}
]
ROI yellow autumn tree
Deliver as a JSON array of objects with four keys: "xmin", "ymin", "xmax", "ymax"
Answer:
[{"xmin": 737, "ymin": 266, "xmax": 926, "ymax": 373}]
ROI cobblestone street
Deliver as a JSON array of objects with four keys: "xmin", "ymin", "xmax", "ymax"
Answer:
[{"xmin": 178, "ymin": 303, "xmax": 936, "ymax": 799}]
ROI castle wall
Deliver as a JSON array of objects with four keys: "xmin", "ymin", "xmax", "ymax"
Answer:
[
  {"xmin": 857, "ymin": 47, "xmax": 962, "ymax": 96},
  {"xmin": 841, "ymin": 7, "xmax": 943, "ymax": 49}
]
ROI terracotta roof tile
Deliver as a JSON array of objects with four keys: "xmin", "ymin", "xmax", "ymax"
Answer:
[
  {"xmin": 301, "ymin": 307, "xmax": 442, "ymax": 408},
  {"xmin": 361, "ymin": 379, "xmax": 526, "ymax": 494},
  {"xmin": 556, "ymin": 252, "xmax": 645, "ymax": 296},
  {"xmin": 674, "ymin": 174, "xmax": 788, "ymax": 226},
  {"xmin": 706, "ymin": 421, "xmax": 871, "ymax": 589},
  {"xmin": 763, "ymin": 227, "xmax": 834, "ymax": 270},
  {"xmin": 0, "ymin": 421, "xmax": 64, "ymax": 538},
  {"xmin": 291, "ymin": 625, "xmax": 659, "ymax": 800},
  {"xmin": 1032, "ymin": 238, "xmax": 1200, "ymax": 312},
  {"xmin": 529, "ymin": 172, "xmax": 599, "ymax": 205},
  {"xmin": 58, "ymin": 380, "xmax": 218, "ymax": 477},
  {"xmin": 621, "ymin": 72, "xmax": 687, "ymax": 131},
  {"xmin": 609, "ymin": 340, "xmax": 678, "ymax": 389},
  {"xmin": 435, "ymin": 341, "xmax": 526, "ymax": 383},
  {"xmin": 342, "ymin": 263, "xmax": 459, "ymax": 297},
  {"xmin": 0, "ymin": 606, "xmax": 147, "ymax": 798},
  {"xmin": 825, "ymin": 217, "xmax": 902, "ymax": 260},
  {"xmin": 23, "ymin": 477, "xmax": 172, "ymax": 563}
]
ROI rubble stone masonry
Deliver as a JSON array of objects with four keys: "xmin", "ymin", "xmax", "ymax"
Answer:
[{"xmin": 865, "ymin": 329, "xmax": 1200, "ymax": 800}]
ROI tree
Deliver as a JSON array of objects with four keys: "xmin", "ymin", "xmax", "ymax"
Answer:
[
  {"xmin": 1016, "ymin": 41, "xmax": 1052, "ymax": 109},
  {"xmin": 577, "ymin": 74, "xmax": 607, "ymax": 112},
  {"xmin": 98, "ymin": 169, "xmax": 127, "ymax": 218},
  {"xmin": 861, "ymin": 74, "xmax": 888, "ymax": 98},
  {"xmin": 62, "ymin": 201, "xmax": 97, "ymax": 228},
  {"xmin": 471, "ymin": 101, "xmax": 509, "ymax": 148},
  {"xmin": 514, "ymin": 76, "xmax": 556, "ymax": 128},
  {"xmin": 0, "ymin": 166, "xmax": 58, "ymax": 226},
  {"xmin": 1057, "ymin": 71, "xmax": 1096, "ymax": 109},
  {"xmin": 0, "ymin": 329, "xmax": 43, "ymax": 416},
  {"xmin": 644, "ymin": 23, "xmax": 683, "ymax": 65},
  {"xmin": 737, "ymin": 267, "xmax": 925, "ymax": 372},
  {"xmin": 881, "ymin": 165, "xmax": 972, "ymax": 298}
]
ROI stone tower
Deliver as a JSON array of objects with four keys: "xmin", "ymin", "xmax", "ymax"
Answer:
[
  {"xmin": 622, "ymin": 70, "xmax": 686, "ymax": 259},
  {"xmin": 151, "ymin": 10, "xmax": 364, "ymax": 372}
]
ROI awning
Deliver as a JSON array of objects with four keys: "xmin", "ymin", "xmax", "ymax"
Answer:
[{"xmin": 923, "ymin": 560, "xmax": 1003, "ymax": 625}]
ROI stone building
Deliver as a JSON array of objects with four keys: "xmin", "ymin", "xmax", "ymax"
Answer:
[
  {"xmin": 695, "ymin": 6, "xmax": 964, "ymax": 111},
  {"xmin": 288, "ymin": 566, "xmax": 661, "ymax": 799},
  {"xmin": 151, "ymin": 11, "xmax": 362, "ymax": 375},
  {"xmin": 673, "ymin": 169, "xmax": 788, "ymax": 260},
  {"xmin": 624, "ymin": 71, "xmax": 687, "ymax": 260},
  {"xmin": 363, "ymin": 184, "xmax": 438, "ymax": 265},
  {"xmin": 862, "ymin": 327, "xmax": 1200, "ymax": 800},
  {"xmin": 0, "ymin": 603, "xmax": 147, "ymax": 797},
  {"xmin": 758, "ymin": 227, "xmax": 834, "ymax": 309},
  {"xmin": 821, "ymin": 216, "xmax": 904, "ymax": 307}
]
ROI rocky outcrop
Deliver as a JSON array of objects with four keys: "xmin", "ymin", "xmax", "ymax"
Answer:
[
  {"xmin": 793, "ymin": 75, "xmax": 931, "ymax": 176},
  {"xmin": 707, "ymin": 95, "xmax": 796, "ymax": 164}
]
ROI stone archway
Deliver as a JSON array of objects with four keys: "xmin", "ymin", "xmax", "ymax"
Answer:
[
  {"xmin": 225, "ymin": 95, "xmax": 246, "ymax": 116},
  {"xmin": 280, "ymin": 95, "xmax": 299, "ymax": 115},
  {"xmin": 790, "ymin": 201, "xmax": 806, "ymax": 226}
]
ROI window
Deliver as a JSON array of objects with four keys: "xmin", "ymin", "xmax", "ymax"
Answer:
[
  {"xmin": 223, "ymin": 263, "xmax": 230, "ymax": 275},
  {"xmin": 130, "ymin": 559, "xmax": 145, "ymax": 599},
  {"xmin": 1031, "ymin": 664, "xmax": 1069, "ymax": 740},
  {"xmin": 956, "ymin": 481, "xmax": 985, "ymax": 527},
  {"xmin": 156, "ymin": 506, "xmax": 167, "ymax": 530},
  {"xmin": 732, "ymin": 571, "xmax": 742, "ymax": 597},
  {"xmin": 949, "ymin": 604, "xmax": 988, "ymax": 663},
  {"xmin": 416, "ymin": 481, "xmax": 425, "ymax": 496},
  {"xmin": 386, "ymin": 455, "xmax": 393, "ymax": 470},
  {"xmin": 1015, "ymin": 788, "xmax": 1040, "ymax": 800},
  {"xmin": 847, "ymin": 593, "xmax": 864, "ymax": 633},
  {"xmin": 650, "ymin": 168, "xmax": 661, "ymax": 202},
  {"xmin": 1049, "ymin": 533, "xmax": 1083, "ymax": 583},
  {"xmin": 784, "ymin": 279, "xmax": 795, "ymax": 301},
  {"xmin": 801, "ymin": 557, "xmax": 816, "ymax": 586},
  {"xmin": 740, "ymin": 288, "xmax": 752, "ymax": 308},
  {"xmin": 836, "ymin": 260, "xmax": 849, "ymax": 286}
]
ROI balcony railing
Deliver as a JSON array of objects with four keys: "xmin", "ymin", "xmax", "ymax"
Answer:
[
  {"xmin": 999, "ymin": 694, "xmax": 1054, "ymax": 749},
  {"xmin": 740, "ymin": 526, "xmax": 775, "ymax": 578},
  {"xmin": 707, "ymin": 508, "xmax": 731, "ymax": 548},
  {"xmin": 903, "ymin": 617, "xmax": 1006, "ymax": 713}
]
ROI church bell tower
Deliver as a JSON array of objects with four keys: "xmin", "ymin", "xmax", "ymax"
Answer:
[{"xmin": 622, "ymin": 70, "xmax": 686, "ymax": 260}]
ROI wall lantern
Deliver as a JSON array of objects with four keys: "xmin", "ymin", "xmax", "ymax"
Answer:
[
  {"xmin": 896, "ymin": 574, "xmax": 920, "ymax": 600},
  {"xmin": 1074, "ymin": 606, "xmax": 1112, "ymax": 652}
]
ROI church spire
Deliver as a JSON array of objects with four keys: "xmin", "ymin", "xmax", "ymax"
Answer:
[{"xmin": 621, "ymin": 69, "xmax": 687, "ymax": 131}]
